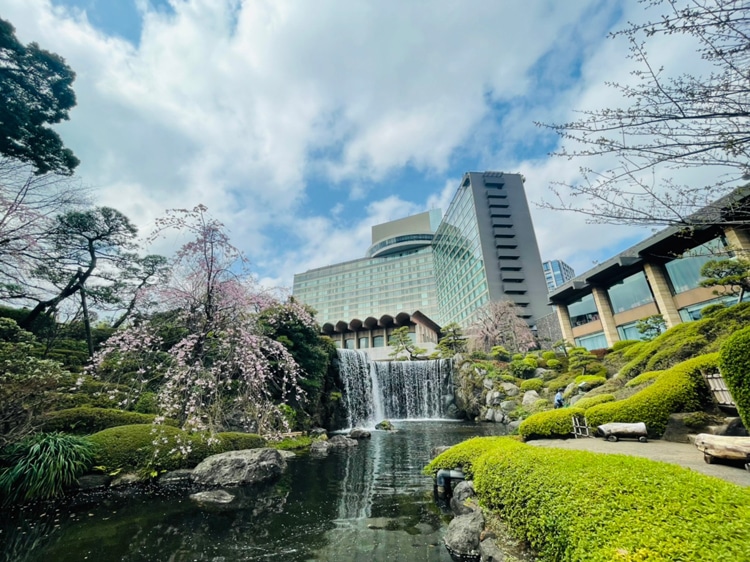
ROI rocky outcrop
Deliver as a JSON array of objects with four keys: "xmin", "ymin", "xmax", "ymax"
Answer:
[
  {"xmin": 310, "ymin": 440, "xmax": 331, "ymax": 455},
  {"xmin": 444, "ymin": 509, "xmax": 484, "ymax": 561},
  {"xmin": 190, "ymin": 489, "xmax": 235, "ymax": 504},
  {"xmin": 521, "ymin": 390, "xmax": 540, "ymax": 408},
  {"xmin": 450, "ymin": 480, "xmax": 477, "ymax": 516},
  {"xmin": 328, "ymin": 435, "xmax": 358, "ymax": 447},
  {"xmin": 190, "ymin": 448, "xmax": 286, "ymax": 487},
  {"xmin": 349, "ymin": 428, "xmax": 371, "ymax": 439},
  {"xmin": 376, "ymin": 420, "xmax": 395, "ymax": 431}
]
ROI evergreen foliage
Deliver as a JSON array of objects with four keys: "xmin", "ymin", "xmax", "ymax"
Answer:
[{"xmin": 718, "ymin": 325, "xmax": 750, "ymax": 429}]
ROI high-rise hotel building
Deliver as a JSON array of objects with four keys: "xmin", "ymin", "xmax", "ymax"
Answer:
[{"xmin": 292, "ymin": 172, "xmax": 550, "ymax": 350}]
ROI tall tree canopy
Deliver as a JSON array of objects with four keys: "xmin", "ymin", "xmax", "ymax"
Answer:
[
  {"xmin": 541, "ymin": 0, "xmax": 750, "ymax": 227},
  {"xmin": 0, "ymin": 18, "xmax": 79, "ymax": 175}
]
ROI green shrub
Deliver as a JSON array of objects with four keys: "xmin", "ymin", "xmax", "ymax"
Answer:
[
  {"xmin": 621, "ymin": 340, "xmax": 646, "ymax": 359},
  {"xmin": 0, "ymin": 433, "xmax": 94, "ymax": 504},
  {"xmin": 532, "ymin": 398, "xmax": 551, "ymax": 413},
  {"xmin": 547, "ymin": 374, "xmax": 575, "ymax": 393},
  {"xmin": 41, "ymin": 407, "xmax": 177, "ymax": 434},
  {"xmin": 718, "ymin": 325, "xmax": 750, "ymax": 429},
  {"xmin": 510, "ymin": 359, "xmax": 536, "ymax": 379},
  {"xmin": 215, "ymin": 432, "xmax": 266, "ymax": 451},
  {"xmin": 271, "ymin": 435, "xmax": 313, "ymax": 450},
  {"xmin": 586, "ymin": 354, "xmax": 716, "ymax": 437},
  {"xmin": 611, "ymin": 339, "xmax": 639, "ymax": 352},
  {"xmin": 469, "ymin": 350, "xmax": 489, "ymax": 361},
  {"xmin": 511, "ymin": 353, "xmax": 524, "ymax": 361},
  {"xmin": 520, "ymin": 379, "xmax": 544, "ymax": 392},
  {"xmin": 88, "ymin": 424, "xmax": 212, "ymax": 473},
  {"xmin": 574, "ymin": 375, "xmax": 606, "ymax": 388},
  {"xmin": 518, "ymin": 407, "xmax": 585, "ymax": 440},
  {"xmin": 625, "ymin": 370, "xmax": 663, "ymax": 387},
  {"xmin": 545, "ymin": 358, "xmax": 562, "ymax": 371},
  {"xmin": 469, "ymin": 438, "xmax": 750, "ymax": 562},
  {"xmin": 541, "ymin": 351, "xmax": 557, "ymax": 361},
  {"xmin": 423, "ymin": 436, "xmax": 517, "ymax": 478},
  {"xmin": 700, "ymin": 303, "xmax": 727, "ymax": 318},
  {"xmin": 574, "ymin": 394, "xmax": 615, "ymax": 410},
  {"xmin": 134, "ymin": 392, "xmax": 159, "ymax": 414}
]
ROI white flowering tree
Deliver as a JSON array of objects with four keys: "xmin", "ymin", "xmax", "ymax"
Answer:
[{"xmin": 92, "ymin": 206, "xmax": 305, "ymax": 437}]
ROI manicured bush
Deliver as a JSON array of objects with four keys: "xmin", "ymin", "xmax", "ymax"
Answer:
[
  {"xmin": 88, "ymin": 424, "xmax": 212, "ymax": 473},
  {"xmin": 574, "ymin": 394, "xmax": 615, "ymax": 410},
  {"xmin": 0, "ymin": 433, "xmax": 95, "ymax": 504},
  {"xmin": 545, "ymin": 358, "xmax": 562, "ymax": 371},
  {"xmin": 518, "ymin": 407, "xmax": 585, "ymax": 440},
  {"xmin": 541, "ymin": 351, "xmax": 557, "ymax": 361},
  {"xmin": 134, "ymin": 392, "xmax": 159, "ymax": 414},
  {"xmin": 215, "ymin": 432, "xmax": 266, "ymax": 451},
  {"xmin": 618, "ymin": 303, "xmax": 750, "ymax": 379},
  {"xmin": 625, "ymin": 370, "xmax": 663, "ymax": 387},
  {"xmin": 611, "ymin": 339, "xmax": 639, "ymax": 352},
  {"xmin": 547, "ymin": 374, "xmax": 575, "ymax": 393},
  {"xmin": 468, "ymin": 438, "xmax": 750, "ymax": 562},
  {"xmin": 520, "ymin": 378, "xmax": 544, "ymax": 392},
  {"xmin": 510, "ymin": 359, "xmax": 536, "ymax": 379},
  {"xmin": 586, "ymin": 354, "xmax": 716, "ymax": 437},
  {"xmin": 718, "ymin": 325, "xmax": 750, "ymax": 429},
  {"xmin": 41, "ymin": 407, "xmax": 177, "ymax": 434},
  {"xmin": 423, "ymin": 436, "xmax": 516, "ymax": 478},
  {"xmin": 574, "ymin": 375, "xmax": 606, "ymax": 388}
]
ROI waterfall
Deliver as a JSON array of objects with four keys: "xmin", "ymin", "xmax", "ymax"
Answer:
[{"xmin": 336, "ymin": 349, "xmax": 454, "ymax": 428}]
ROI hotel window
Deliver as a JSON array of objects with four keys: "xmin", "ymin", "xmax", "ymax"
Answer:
[
  {"xmin": 607, "ymin": 271, "xmax": 654, "ymax": 313},
  {"xmin": 574, "ymin": 332, "xmax": 608, "ymax": 350},
  {"xmin": 567, "ymin": 293, "xmax": 599, "ymax": 327},
  {"xmin": 358, "ymin": 337, "xmax": 370, "ymax": 348},
  {"xmin": 664, "ymin": 238, "xmax": 729, "ymax": 294},
  {"xmin": 373, "ymin": 336, "xmax": 384, "ymax": 347}
]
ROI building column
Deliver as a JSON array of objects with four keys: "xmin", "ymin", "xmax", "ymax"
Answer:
[
  {"xmin": 554, "ymin": 304, "xmax": 575, "ymax": 344},
  {"xmin": 643, "ymin": 262, "xmax": 682, "ymax": 328},
  {"xmin": 724, "ymin": 226, "xmax": 750, "ymax": 256},
  {"xmin": 591, "ymin": 287, "xmax": 619, "ymax": 347}
]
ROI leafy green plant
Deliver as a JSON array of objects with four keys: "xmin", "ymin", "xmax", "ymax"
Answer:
[
  {"xmin": 573, "ymin": 394, "xmax": 615, "ymax": 410},
  {"xmin": 586, "ymin": 354, "xmax": 716, "ymax": 436},
  {"xmin": 718, "ymin": 325, "xmax": 750, "ymax": 429},
  {"xmin": 41, "ymin": 407, "xmax": 177, "ymax": 434},
  {"xmin": 0, "ymin": 433, "xmax": 95, "ymax": 504},
  {"xmin": 625, "ymin": 370, "xmax": 663, "ymax": 387},
  {"xmin": 518, "ymin": 407, "xmax": 585, "ymax": 440},
  {"xmin": 520, "ymin": 379, "xmax": 544, "ymax": 392},
  {"xmin": 545, "ymin": 358, "xmax": 562, "ymax": 371},
  {"xmin": 611, "ymin": 339, "xmax": 639, "ymax": 352},
  {"xmin": 574, "ymin": 375, "xmax": 606, "ymax": 388}
]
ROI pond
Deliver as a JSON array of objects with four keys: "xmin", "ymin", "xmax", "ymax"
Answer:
[{"xmin": 1, "ymin": 421, "xmax": 506, "ymax": 562}]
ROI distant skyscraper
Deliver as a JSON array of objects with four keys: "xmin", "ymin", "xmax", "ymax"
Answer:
[{"xmin": 543, "ymin": 259, "xmax": 575, "ymax": 291}]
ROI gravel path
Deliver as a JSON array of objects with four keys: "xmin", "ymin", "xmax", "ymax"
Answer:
[{"xmin": 527, "ymin": 438, "xmax": 750, "ymax": 487}]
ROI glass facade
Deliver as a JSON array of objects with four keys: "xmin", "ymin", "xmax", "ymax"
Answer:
[
  {"xmin": 433, "ymin": 181, "xmax": 489, "ymax": 326},
  {"xmin": 543, "ymin": 260, "xmax": 575, "ymax": 291},
  {"xmin": 293, "ymin": 247, "xmax": 438, "ymax": 325},
  {"xmin": 607, "ymin": 271, "xmax": 654, "ymax": 313},
  {"xmin": 568, "ymin": 294, "xmax": 598, "ymax": 327},
  {"xmin": 665, "ymin": 237, "xmax": 729, "ymax": 294},
  {"xmin": 575, "ymin": 332, "xmax": 608, "ymax": 350}
]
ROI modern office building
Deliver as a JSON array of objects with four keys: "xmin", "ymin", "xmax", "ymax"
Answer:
[
  {"xmin": 548, "ymin": 189, "xmax": 750, "ymax": 350},
  {"xmin": 432, "ymin": 172, "xmax": 550, "ymax": 326},
  {"xmin": 293, "ymin": 171, "xmax": 551, "ymax": 351},
  {"xmin": 543, "ymin": 260, "xmax": 575, "ymax": 291}
]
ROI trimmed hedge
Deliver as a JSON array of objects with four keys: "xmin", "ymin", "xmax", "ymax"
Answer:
[
  {"xmin": 718, "ymin": 325, "xmax": 750, "ymax": 429},
  {"xmin": 448, "ymin": 438, "xmax": 750, "ymax": 562},
  {"xmin": 611, "ymin": 339, "xmax": 639, "ymax": 352},
  {"xmin": 423, "ymin": 436, "xmax": 513, "ymax": 478},
  {"xmin": 625, "ymin": 370, "xmax": 663, "ymax": 388},
  {"xmin": 518, "ymin": 407, "xmax": 585, "ymax": 440},
  {"xmin": 520, "ymin": 378, "xmax": 544, "ymax": 392},
  {"xmin": 89, "ymin": 425, "xmax": 269, "ymax": 473},
  {"xmin": 575, "ymin": 375, "xmax": 606, "ymax": 387},
  {"xmin": 41, "ymin": 407, "xmax": 178, "ymax": 434},
  {"xmin": 586, "ymin": 354, "xmax": 715, "ymax": 437},
  {"xmin": 574, "ymin": 394, "xmax": 615, "ymax": 410}
]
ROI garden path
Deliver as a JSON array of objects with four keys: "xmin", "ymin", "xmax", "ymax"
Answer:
[{"xmin": 527, "ymin": 438, "xmax": 750, "ymax": 487}]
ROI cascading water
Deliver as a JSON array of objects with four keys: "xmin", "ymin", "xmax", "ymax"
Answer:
[{"xmin": 336, "ymin": 349, "xmax": 455, "ymax": 428}]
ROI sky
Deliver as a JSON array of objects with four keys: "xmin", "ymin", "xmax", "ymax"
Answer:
[{"xmin": 0, "ymin": 0, "xmax": 722, "ymax": 290}]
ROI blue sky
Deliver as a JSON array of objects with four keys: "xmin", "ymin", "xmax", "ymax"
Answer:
[{"xmin": 0, "ymin": 0, "xmax": 714, "ymax": 289}]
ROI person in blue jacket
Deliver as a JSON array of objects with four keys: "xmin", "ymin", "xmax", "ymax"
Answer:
[{"xmin": 554, "ymin": 389, "xmax": 564, "ymax": 409}]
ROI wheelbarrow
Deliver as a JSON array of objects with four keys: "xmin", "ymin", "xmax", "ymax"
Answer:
[{"xmin": 596, "ymin": 422, "xmax": 648, "ymax": 443}]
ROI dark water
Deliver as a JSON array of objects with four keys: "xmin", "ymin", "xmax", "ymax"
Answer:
[{"xmin": 1, "ymin": 421, "xmax": 505, "ymax": 562}]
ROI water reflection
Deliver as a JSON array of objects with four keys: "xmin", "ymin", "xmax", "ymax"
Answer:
[{"xmin": 0, "ymin": 421, "xmax": 505, "ymax": 562}]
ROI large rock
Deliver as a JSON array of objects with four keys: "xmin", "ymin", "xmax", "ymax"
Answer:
[
  {"xmin": 349, "ymin": 428, "xmax": 371, "ymax": 439},
  {"xmin": 522, "ymin": 390, "xmax": 540, "ymax": 408},
  {"xmin": 310, "ymin": 440, "xmax": 331, "ymax": 456},
  {"xmin": 499, "ymin": 400, "xmax": 517, "ymax": 413},
  {"xmin": 190, "ymin": 489, "xmax": 235, "ymax": 504},
  {"xmin": 450, "ymin": 480, "xmax": 477, "ymax": 516},
  {"xmin": 444, "ymin": 509, "xmax": 484, "ymax": 560},
  {"xmin": 158, "ymin": 469, "xmax": 193, "ymax": 487},
  {"xmin": 480, "ymin": 538, "xmax": 506, "ymax": 561},
  {"xmin": 76, "ymin": 474, "xmax": 111, "ymax": 490},
  {"xmin": 329, "ymin": 435, "xmax": 358, "ymax": 447},
  {"xmin": 483, "ymin": 408, "xmax": 496, "ymax": 422},
  {"xmin": 500, "ymin": 383, "xmax": 519, "ymax": 397},
  {"xmin": 485, "ymin": 391, "xmax": 503, "ymax": 407},
  {"xmin": 191, "ymin": 448, "xmax": 286, "ymax": 487}
]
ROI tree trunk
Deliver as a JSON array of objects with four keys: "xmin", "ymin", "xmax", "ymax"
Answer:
[{"xmin": 695, "ymin": 434, "xmax": 750, "ymax": 461}]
